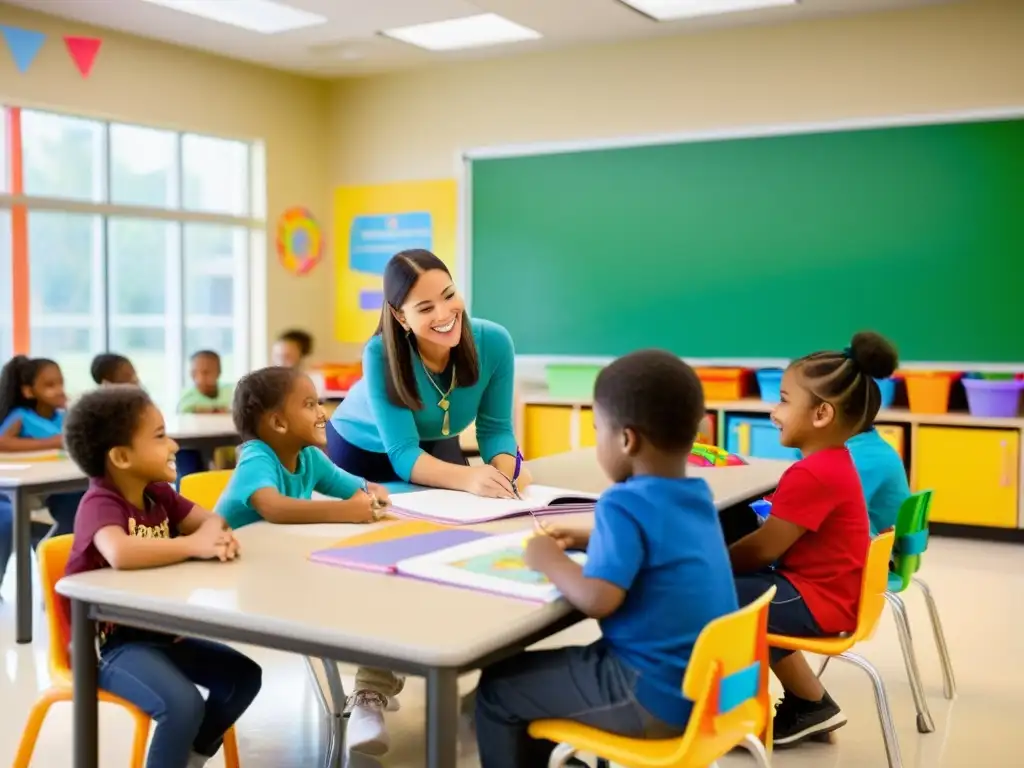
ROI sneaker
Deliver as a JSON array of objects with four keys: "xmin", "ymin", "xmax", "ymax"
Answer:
[
  {"xmin": 346, "ymin": 690, "xmax": 390, "ymax": 756},
  {"xmin": 772, "ymin": 691, "xmax": 847, "ymax": 748}
]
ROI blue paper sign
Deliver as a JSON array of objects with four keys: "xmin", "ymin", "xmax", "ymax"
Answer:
[
  {"xmin": 0, "ymin": 25, "xmax": 46, "ymax": 74},
  {"xmin": 349, "ymin": 212, "xmax": 433, "ymax": 275}
]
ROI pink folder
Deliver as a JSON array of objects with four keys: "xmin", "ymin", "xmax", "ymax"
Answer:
[{"xmin": 309, "ymin": 529, "xmax": 489, "ymax": 574}]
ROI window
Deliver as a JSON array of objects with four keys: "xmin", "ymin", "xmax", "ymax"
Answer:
[{"xmin": 1, "ymin": 108, "xmax": 260, "ymax": 408}]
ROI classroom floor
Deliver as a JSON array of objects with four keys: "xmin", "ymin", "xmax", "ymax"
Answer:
[{"xmin": 0, "ymin": 535, "xmax": 1019, "ymax": 768}]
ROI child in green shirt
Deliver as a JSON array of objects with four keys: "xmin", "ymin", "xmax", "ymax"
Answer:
[{"xmin": 178, "ymin": 350, "xmax": 233, "ymax": 414}]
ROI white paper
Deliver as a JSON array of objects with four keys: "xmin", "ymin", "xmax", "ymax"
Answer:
[
  {"xmin": 387, "ymin": 484, "xmax": 596, "ymax": 524},
  {"xmin": 0, "ymin": 464, "xmax": 33, "ymax": 471},
  {"xmin": 396, "ymin": 531, "xmax": 587, "ymax": 602}
]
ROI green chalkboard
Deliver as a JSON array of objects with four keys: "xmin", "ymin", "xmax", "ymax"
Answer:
[{"xmin": 470, "ymin": 118, "xmax": 1024, "ymax": 362}]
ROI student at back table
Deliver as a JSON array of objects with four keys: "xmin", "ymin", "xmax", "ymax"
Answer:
[{"xmin": 847, "ymin": 421, "xmax": 910, "ymax": 535}]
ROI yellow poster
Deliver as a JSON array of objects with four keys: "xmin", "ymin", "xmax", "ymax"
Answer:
[{"xmin": 334, "ymin": 179, "xmax": 457, "ymax": 343}]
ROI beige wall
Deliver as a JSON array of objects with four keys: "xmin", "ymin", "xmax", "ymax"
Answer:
[
  {"xmin": 0, "ymin": 4, "xmax": 334, "ymax": 361},
  {"xmin": 330, "ymin": 0, "xmax": 1024, "ymax": 186}
]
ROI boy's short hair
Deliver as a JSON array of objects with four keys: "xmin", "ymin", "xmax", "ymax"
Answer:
[
  {"xmin": 65, "ymin": 386, "xmax": 154, "ymax": 477},
  {"xmin": 90, "ymin": 353, "xmax": 131, "ymax": 384},
  {"xmin": 594, "ymin": 350, "xmax": 705, "ymax": 453},
  {"xmin": 278, "ymin": 329, "xmax": 313, "ymax": 358},
  {"xmin": 232, "ymin": 366, "xmax": 300, "ymax": 441},
  {"xmin": 191, "ymin": 349, "xmax": 222, "ymax": 369}
]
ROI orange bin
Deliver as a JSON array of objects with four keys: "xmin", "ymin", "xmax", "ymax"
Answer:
[
  {"xmin": 319, "ymin": 362, "xmax": 363, "ymax": 393},
  {"xmin": 901, "ymin": 371, "xmax": 956, "ymax": 414},
  {"xmin": 694, "ymin": 367, "xmax": 748, "ymax": 402}
]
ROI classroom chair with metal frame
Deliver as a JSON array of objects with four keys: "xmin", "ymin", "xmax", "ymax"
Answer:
[
  {"xmin": 179, "ymin": 469, "xmax": 351, "ymax": 767},
  {"xmin": 528, "ymin": 585, "xmax": 776, "ymax": 768},
  {"xmin": 13, "ymin": 534, "xmax": 242, "ymax": 768},
  {"xmin": 768, "ymin": 530, "xmax": 901, "ymax": 768}
]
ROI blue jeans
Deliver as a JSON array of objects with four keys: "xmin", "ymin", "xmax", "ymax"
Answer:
[
  {"xmin": 735, "ymin": 570, "xmax": 823, "ymax": 664},
  {"xmin": 0, "ymin": 492, "xmax": 82, "ymax": 589},
  {"xmin": 475, "ymin": 642, "xmax": 682, "ymax": 768},
  {"xmin": 99, "ymin": 635, "xmax": 262, "ymax": 768}
]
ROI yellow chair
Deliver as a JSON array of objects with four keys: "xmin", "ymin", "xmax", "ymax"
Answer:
[
  {"xmin": 13, "ymin": 535, "xmax": 241, "ymax": 768},
  {"xmin": 768, "ymin": 530, "xmax": 898, "ymax": 768},
  {"xmin": 180, "ymin": 469, "xmax": 234, "ymax": 510},
  {"xmin": 528, "ymin": 586, "xmax": 777, "ymax": 768}
]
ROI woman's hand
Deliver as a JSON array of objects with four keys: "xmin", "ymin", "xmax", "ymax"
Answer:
[
  {"xmin": 463, "ymin": 465, "xmax": 516, "ymax": 499},
  {"xmin": 534, "ymin": 520, "xmax": 590, "ymax": 551}
]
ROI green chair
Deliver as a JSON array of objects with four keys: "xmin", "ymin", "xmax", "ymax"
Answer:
[{"xmin": 819, "ymin": 491, "xmax": 955, "ymax": 735}]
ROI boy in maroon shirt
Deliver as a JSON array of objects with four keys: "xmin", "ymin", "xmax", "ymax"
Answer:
[
  {"xmin": 730, "ymin": 332, "xmax": 898, "ymax": 748},
  {"xmin": 63, "ymin": 385, "xmax": 261, "ymax": 768}
]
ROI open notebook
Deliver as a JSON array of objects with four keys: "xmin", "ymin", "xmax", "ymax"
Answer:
[
  {"xmin": 396, "ymin": 531, "xmax": 588, "ymax": 602},
  {"xmin": 387, "ymin": 484, "xmax": 597, "ymax": 525}
]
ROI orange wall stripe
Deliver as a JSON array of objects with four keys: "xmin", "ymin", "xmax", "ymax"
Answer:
[{"xmin": 7, "ymin": 107, "xmax": 30, "ymax": 354}]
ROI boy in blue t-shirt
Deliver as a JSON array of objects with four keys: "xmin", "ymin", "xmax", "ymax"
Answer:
[
  {"xmin": 846, "ymin": 425, "xmax": 910, "ymax": 535},
  {"xmin": 474, "ymin": 350, "xmax": 739, "ymax": 768}
]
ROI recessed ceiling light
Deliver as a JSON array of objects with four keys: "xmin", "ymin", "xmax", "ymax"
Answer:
[
  {"xmin": 620, "ymin": 0, "xmax": 798, "ymax": 21},
  {"xmin": 138, "ymin": 0, "xmax": 327, "ymax": 34},
  {"xmin": 382, "ymin": 13, "xmax": 541, "ymax": 52}
]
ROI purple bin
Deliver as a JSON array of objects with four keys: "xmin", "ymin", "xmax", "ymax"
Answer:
[{"xmin": 963, "ymin": 378, "xmax": 1024, "ymax": 418}]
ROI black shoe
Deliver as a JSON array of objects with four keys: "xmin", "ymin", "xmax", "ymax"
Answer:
[{"xmin": 772, "ymin": 691, "xmax": 847, "ymax": 748}]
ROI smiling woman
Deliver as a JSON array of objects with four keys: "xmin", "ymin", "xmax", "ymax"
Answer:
[{"xmin": 328, "ymin": 249, "xmax": 529, "ymax": 498}]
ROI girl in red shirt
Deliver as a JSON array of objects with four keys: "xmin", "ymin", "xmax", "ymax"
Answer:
[{"xmin": 730, "ymin": 331, "xmax": 898, "ymax": 748}]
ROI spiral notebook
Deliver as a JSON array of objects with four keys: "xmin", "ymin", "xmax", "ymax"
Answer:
[{"xmin": 387, "ymin": 484, "xmax": 597, "ymax": 526}]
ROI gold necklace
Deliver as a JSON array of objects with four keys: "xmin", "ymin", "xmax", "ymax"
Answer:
[{"xmin": 418, "ymin": 355, "xmax": 457, "ymax": 436}]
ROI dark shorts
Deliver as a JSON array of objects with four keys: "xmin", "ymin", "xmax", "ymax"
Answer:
[
  {"xmin": 325, "ymin": 422, "xmax": 468, "ymax": 483},
  {"xmin": 735, "ymin": 570, "xmax": 823, "ymax": 664}
]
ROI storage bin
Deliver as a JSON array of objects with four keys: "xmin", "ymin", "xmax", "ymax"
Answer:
[
  {"xmin": 963, "ymin": 378, "xmax": 1024, "ymax": 418},
  {"xmin": 545, "ymin": 364, "xmax": 602, "ymax": 399},
  {"xmin": 876, "ymin": 377, "xmax": 896, "ymax": 409},
  {"xmin": 902, "ymin": 371, "xmax": 956, "ymax": 414},
  {"xmin": 695, "ymin": 367, "xmax": 748, "ymax": 401},
  {"xmin": 319, "ymin": 363, "xmax": 362, "ymax": 393},
  {"xmin": 755, "ymin": 369, "xmax": 784, "ymax": 403}
]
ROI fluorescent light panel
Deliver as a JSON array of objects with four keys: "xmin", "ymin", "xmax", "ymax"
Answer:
[
  {"xmin": 138, "ymin": 0, "xmax": 327, "ymax": 34},
  {"xmin": 382, "ymin": 13, "xmax": 541, "ymax": 52},
  {"xmin": 620, "ymin": 0, "xmax": 798, "ymax": 21}
]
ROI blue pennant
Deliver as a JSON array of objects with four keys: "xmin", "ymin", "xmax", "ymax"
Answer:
[{"xmin": 0, "ymin": 25, "xmax": 46, "ymax": 74}]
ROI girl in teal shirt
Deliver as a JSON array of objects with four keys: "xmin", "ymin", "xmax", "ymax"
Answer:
[{"xmin": 328, "ymin": 249, "xmax": 530, "ymax": 498}]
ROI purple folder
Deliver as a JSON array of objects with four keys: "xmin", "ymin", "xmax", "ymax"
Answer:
[{"xmin": 309, "ymin": 529, "xmax": 490, "ymax": 574}]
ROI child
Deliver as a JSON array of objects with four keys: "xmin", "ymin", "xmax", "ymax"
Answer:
[
  {"xmin": 178, "ymin": 350, "xmax": 233, "ymax": 414},
  {"xmin": 91, "ymin": 353, "xmax": 139, "ymax": 386},
  {"xmin": 729, "ymin": 331, "xmax": 897, "ymax": 748},
  {"xmin": 847, "ymin": 422, "xmax": 910, "ymax": 536},
  {"xmin": 214, "ymin": 366, "xmax": 399, "ymax": 755},
  {"xmin": 0, "ymin": 356, "xmax": 82, "ymax": 587},
  {"xmin": 62, "ymin": 385, "xmax": 261, "ymax": 768},
  {"xmin": 474, "ymin": 350, "xmax": 738, "ymax": 768},
  {"xmin": 271, "ymin": 328, "xmax": 313, "ymax": 370}
]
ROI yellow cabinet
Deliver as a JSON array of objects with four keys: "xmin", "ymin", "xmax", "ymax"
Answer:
[
  {"xmin": 876, "ymin": 424, "xmax": 905, "ymax": 460},
  {"xmin": 524, "ymin": 406, "xmax": 573, "ymax": 460},
  {"xmin": 915, "ymin": 427, "xmax": 1019, "ymax": 528},
  {"xmin": 579, "ymin": 408, "xmax": 597, "ymax": 449}
]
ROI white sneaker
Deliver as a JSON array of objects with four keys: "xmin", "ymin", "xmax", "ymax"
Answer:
[{"xmin": 346, "ymin": 690, "xmax": 390, "ymax": 756}]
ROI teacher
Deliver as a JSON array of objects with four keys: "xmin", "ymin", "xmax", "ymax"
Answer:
[{"xmin": 327, "ymin": 248, "xmax": 530, "ymax": 498}]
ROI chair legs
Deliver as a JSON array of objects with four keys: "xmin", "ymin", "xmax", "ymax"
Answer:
[
  {"xmin": 816, "ymin": 655, "xmax": 831, "ymax": 678},
  {"xmin": 548, "ymin": 742, "xmax": 579, "ymax": 768},
  {"xmin": 127, "ymin": 707, "xmax": 151, "ymax": 768},
  {"xmin": 912, "ymin": 576, "xmax": 957, "ymax": 700},
  {"xmin": 837, "ymin": 651, "xmax": 903, "ymax": 768},
  {"xmin": 222, "ymin": 726, "xmax": 242, "ymax": 768},
  {"xmin": 885, "ymin": 592, "xmax": 936, "ymax": 734},
  {"xmin": 743, "ymin": 732, "xmax": 773, "ymax": 768},
  {"xmin": 12, "ymin": 688, "xmax": 63, "ymax": 768}
]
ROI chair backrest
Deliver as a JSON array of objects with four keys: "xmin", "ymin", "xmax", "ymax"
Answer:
[
  {"xmin": 672, "ymin": 585, "xmax": 776, "ymax": 765},
  {"xmin": 39, "ymin": 534, "xmax": 76, "ymax": 676},
  {"xmin": 179, "ymin": 470, "xmax": 234, "ymax": 510},
  {"xmin": 890, "ymin": 490, "xmax": 933, "ymax": 592},
  {"xmin": 851, "ymin": 529, "xmax": 896, "ymax": 643}
]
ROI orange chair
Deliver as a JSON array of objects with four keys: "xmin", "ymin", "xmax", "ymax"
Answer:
[
  {"xmin": 13, "ymin": 535, "xmax": 241, "ymax": 768},
  {"xmin": 768, "ymin": 531, "xmax": 898, "ymax": 768},
  {"xmin": 180, "ymin": 469, "xmax": 234, "ymax": 510},
  {"xmin": 528, "ymin": 586, "xmax": 776, "ymax": 768}
]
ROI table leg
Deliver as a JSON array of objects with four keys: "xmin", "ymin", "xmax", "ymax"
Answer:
[
  {"xmin": 425, "ymin": 668, "xmax": 459, "ymax": 768},
  {"xmin": 14, "ymin": 488, "xmax": 32, "ymax": 643},
  {"xmin": 72, "ymin": 599, "xmax": 99, "ymax": 768}
]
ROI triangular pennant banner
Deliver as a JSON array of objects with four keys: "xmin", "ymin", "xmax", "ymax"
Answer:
[
  {"xmin": 0, "ymin": 25, "xmax": 46, "ymax": 74},
  {"xmin": 63, "ymin": 35, "xmax": 102, "ymax": 78}
]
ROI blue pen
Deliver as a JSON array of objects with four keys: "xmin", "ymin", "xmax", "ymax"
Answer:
[{"xmin": 511, "ymin": 449, "xmax": 524, "ymax": 500}]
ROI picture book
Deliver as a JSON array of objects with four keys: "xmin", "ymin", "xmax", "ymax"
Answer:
[
  {"xmin": 395, "ymin": 531, "xmax": 588, "ymax": 602},
  {"xmin": 310, "ymin": 528, "xmax": 488, "ymax": 574},
  {"xmin": 387, "ymin": 484, "xmax": 597, "ymax": 526}
]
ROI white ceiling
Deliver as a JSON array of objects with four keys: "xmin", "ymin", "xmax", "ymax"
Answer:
[{"xmin": 6, "ymin": 0, "xmax": 953, "ymax": 78}]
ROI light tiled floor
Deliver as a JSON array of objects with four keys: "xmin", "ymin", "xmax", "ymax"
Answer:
[{"xmin": 1, "ymin": 536, "xmax": 1020, "ymax": 767}]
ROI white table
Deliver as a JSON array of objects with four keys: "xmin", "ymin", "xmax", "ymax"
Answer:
[
  {"xmin": 1, "ymin": 415, "xmax": 240, "ymax": 644},
  {"xmin": 57, "ymin": 449, "xmax": 789, "ymax": 768}
]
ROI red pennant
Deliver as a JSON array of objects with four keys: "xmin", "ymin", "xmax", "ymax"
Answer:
[{"xmin": 63, "ymin": 35, "xmax": 101, "ymax": 78}]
